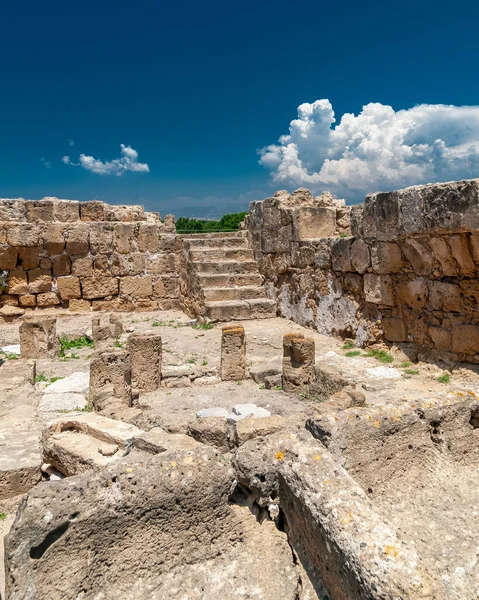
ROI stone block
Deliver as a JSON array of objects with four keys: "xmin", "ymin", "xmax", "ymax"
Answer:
[
  {"xmin": 401, "ymin": 239, "xmax": 434, "ymax": 276},
  {"xmin": 28, "ymin": 268, "xmax": 52, "ymax": 293},
  {"xmin": 90, "ymin": 349, "xmax": 132, "ymax": 407},
  {"xmin": 448, "ymin": 235, "xmax": 476, "ymax": 277},
  {"xmin": 343, "ymin": 273, "xmax": 363, "ymax": 296},
  {"xmin": 71, "ymin": 254, "xmax": 93, "ymax": 277},
  {"xmin": 429, "ymin": 237, "xmax": 457, "ymax": 276},
  {"xmin": 331, "ymin": 238, "xmax": 353, "ymax": 272},
  {"xmin": 383, "ymin": 317, "xmax": 407, "ymax": 342},
  {"xmin": 114, "ymin": 223, "xmax": 136, "ymax": 253},
  {"xmin": 93, "ymin": 255, "xmax": 109, "ymax": 273},
  {"xmin": 6, "ymin": 269, "xmax": 28, "ymax": 294},
  {"xmin": 7, "ymin": 224, "xmax": 39, "ymax": 247},
  {"xmin": 0, "ymin": 199, "xmax": 26, "ymax": 221},
  {"xmin": 128, "ymin": 333, "xmax": 162, "ymax": 392},
  {"xmin": 18, "ymin": 247, "xmax": 41, "ymax": 270},
  {"xmin": 25, "ymin": 200, "xmax": 55, "ymax": 222},
  {"xmin": 41, "ymin": 223, "xmax": 65, "ymax": 255},
  {"xmin": 451, "ymin": 324, "xmax": 479, "ymax": 355},
  {"xmin": 39, "ymin": 257, "xmax": 52, "ymax": 270},
  {"xmin": 69, "ymin": 299, "xmax": 91, "ymax": 312},
  {"xmin": 350, "ymin": 239, "xmax": 370, "ymax": 274},
  {"xmin": 460, "ymin": 280, "xmax": 479, "ymax": 312},
  {"xmin": 37, "ymin": 292, "xmax": 61, "ymax": 306},
  {"xmin": 80, "ymin": 201, "xmax": 105, "ymax": 222},
  {"xmin": 470, "ymin": 234, "xmax": 479, "ymax": 264},
  {"xmin": 0, "ymin": 246, "xmax": 18, "ymax": 270},
  {"xmin": 428, "ymin": 281, "xmax": 461, "ymax": 312},
  {"xmin": 261, "ymin": 225, "xmax": 293, "ymax": 253},
  {"xmin": 19, "ymin": 294, "xmax": 36, "ymax": 307},
  {"xmin": 120, "ymin": 276, "xmax": 153, "ymax": 298},
  {"xmin": 158, "ymin": 233, "xmax": 179, "ymax": 252},
  {"xmin": 154, "ymin": 276, "xmax": 180, "ymax": 298},
  {"xmin": 363, "ymin": 274, "xmax": 395, "ymax": 306},
  {"xmin": 282, "ymin": 333, "xmax": 315, "ymax": 393},
  {"xmin": 111, "ymin": 252, "xmax": 146, "ymax": 276},
  {"xmin": 90, "ymin": 223, "xmax": 114, "ymax": 254},
  {"xmin": 53, "ymin": 199, "xmax": 80, "ymax": 222},
  {"xmin": 81, "ymin": 277, "xmax": 119, "ymax": 300},
  {"xmin": 187, "ymin": 417, "xmax": 230, "ymax": 452},
  {"xmin": 146, "ymin": 253, "xmax": 177, "ymax": 274},
  {"xmin": 220, "ymin": 324, "xmax": 246, "ymax": 381},
  {"xmin": 91, "ymin": 298, "xmax": 134, "ymax": 312},
  {"xmin": 293, "ymin": 206, "xmax": 336, "ymax": 240},
  {"xmin": 65, "ymin": 223, "xmax": 90, "ymax": 254},
  {"xmin": 19, "ymin": 317, "xmax": 58, "ymax": 358},
  {"xmin": 429, "ymin": 326, "xmax": 451, "ymax": 350},
  {"xmin": 138, "ymin": 223, "xmax": 159, "ymax": 252},
  {"xmin": 105, "ymin": 204, "xmax": 145, "ymax": 222},
  {"xmin": 370, "ymin": 242, "xmax": 403, "ymax": 274},
  {"xmin": 52, "ymin": 254, "xmax": 71, "ymax": 276},
  {"xmin": 397, "ymin": 278, "xmax": 428, "ymax": 310},
  {"xmin": 57, "ymin": 276, "xmax": 81, "ymax": 300},
  {"xmin": 91, "ymin": 316, "xmax": 115, "ymax": 347}
]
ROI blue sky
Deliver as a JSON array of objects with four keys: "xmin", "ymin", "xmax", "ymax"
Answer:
[{"xmin": 1, "ymin": 0, "xmax": 479, "ymax": 217}]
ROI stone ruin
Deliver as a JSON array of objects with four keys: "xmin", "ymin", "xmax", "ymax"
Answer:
[{"xmin": 1, "ymin": 179, "xmax": 479, "ymax": 599}]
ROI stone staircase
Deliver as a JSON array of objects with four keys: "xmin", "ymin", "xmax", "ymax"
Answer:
[{"xmin": 180, "ymin": 231, "xmax": 276, "ymax": 321}]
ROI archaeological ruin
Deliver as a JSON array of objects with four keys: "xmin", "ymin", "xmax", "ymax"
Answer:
[{"xmin": 2, "ymin": 179, "xmax": 479, "ymax": 598}]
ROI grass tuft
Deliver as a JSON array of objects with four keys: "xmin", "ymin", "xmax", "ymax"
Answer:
[
  {"xmin": 345, "ymin": 350, "xmax": 361, "ymax": 357},
  {"xmin": 366, "ymin": 349, "xmax": 394, "ymax": 364},
  {"xmin": 437, "ymin": 373, "xmax": 451, "ymax": 384},
  {"xmin": 34, "ymin": 372, "xmax": 48, "ymax": 383},
  {"xmin": 341, "ymin": 340, "xmax": 355, "ymax": 350}
]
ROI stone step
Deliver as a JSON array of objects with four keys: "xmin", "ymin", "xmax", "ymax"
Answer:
[
  {"xmin": 204, "ymin": 298, "xmax": 276, "ymax": 321},
  {"xmin": 195, "ymin": 261, "xmax": 260, "ymax": 275},
  {"xmin": 178, "ymin": 231, "xmax": 245, "ymax": 239},
  {"xmin": 184, "ymin": 237, "xmax": 248, "ymax": 249},
  {"xmin": 190, "ymin": 248, "xmax": 254, "ymax": 262},
  {"xmin": 198, "ymin": 273, "xmax": 264, "ymax": 288},
  {"xmin": 203, "ymin": 286, "xmax": 267, "ymax": 302}
]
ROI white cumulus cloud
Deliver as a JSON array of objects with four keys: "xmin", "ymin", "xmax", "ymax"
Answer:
[
  {"xmin": 63, "ymin": 144, "xmax": 149, "ymax": 176},
  {"xmin": 259, "ymin": 99, "xmax": 479, "ymax": 200}
]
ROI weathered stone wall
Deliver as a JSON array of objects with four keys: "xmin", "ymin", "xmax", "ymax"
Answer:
[
  {"xmin": 248, "ymin": 179, "xmax": 479, "ymax": 363},
  {"xmin": 0, "ymin": 197, "xmax": 181, "ymax": 312}
]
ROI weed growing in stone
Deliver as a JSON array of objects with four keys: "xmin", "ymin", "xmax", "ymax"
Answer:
[
  {"xmin": 274, "ymin": 385, "xmax": 282, "ymax": 391},
  {"xmin": 366, "ymin": 349, "xmax": 394, "ymax": 364},
  {"xmin": 342, "ymin": 340, "xmax": 355, "ymax": 350},
  {"xmin": 259, "ymin": 384, "xmax": 265, "ymax": 390},
  {"xmin": 115, "ymin": 338, "xmax": 124, "ymax": 348},
  {"xmin": 1, "ymin": 352, "xmax": 18, "ymax": 360},
  {"xmin": 437, "ymin": 373, "xmax": 451, "ymax": 384},
  {"xmin": 34, "ymin": 372, "xmax": 48, "ymax": 383},
  {"xmin": 187, "ymin": 357, "xmax": 196, "ymax": 364},
  {"xmin": 202, "ymin": 359, "xmax": 208, "ymax": 366},
  {"xmin": 0, "ymin": 512, "xmax": 6, "ymax": 521},
  {"xmin": 345, "ymin": 350, "xmax": 361, "ymax": 357},
  {"xmin": 399, "ymin": 361, "xmax": 411, "ymax": 368},
  {"xmin": 403, "ymin": 368, "xmax": 420, "ymax": 375},
  {"xmin": 59, "ymin": 336, "xmax": 93, "ymax": 357}
]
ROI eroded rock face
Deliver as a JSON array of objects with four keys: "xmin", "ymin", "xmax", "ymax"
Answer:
[{"xmin": 5, "ymin": 447, "xmax": 301, "ymax": 600}]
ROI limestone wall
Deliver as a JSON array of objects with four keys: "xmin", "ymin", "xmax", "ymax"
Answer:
[
  {"xmin": 248, "ymin": 179, "xmax": 479, "ymax": 363},
  {"xmin": 0, "ymin": 197, "xmax": 181, "ymax": 312}
]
